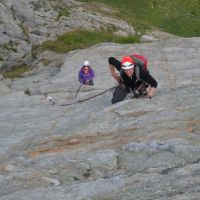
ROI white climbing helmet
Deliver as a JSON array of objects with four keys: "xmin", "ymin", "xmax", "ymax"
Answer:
[{"xmin": 83, "ymin": 60, "xmax": 90, "ymax": 66}]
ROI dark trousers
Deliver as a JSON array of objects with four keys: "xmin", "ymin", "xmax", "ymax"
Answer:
[
  {"xmin": 112, "ymin": 84, "xmax": 127, "ymax": 104},
  {"xmin": 83, "ymin": 80, "xmax": 94, "ymax": 85}
]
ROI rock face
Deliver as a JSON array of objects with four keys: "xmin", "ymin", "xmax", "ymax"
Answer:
[
  {"xmin": 0, "ymin": 0, "xmax": 135, "ymax": 70},
  {"xmin": 0, "ymin": 37, "xmax": 200, "ymax": 199}
]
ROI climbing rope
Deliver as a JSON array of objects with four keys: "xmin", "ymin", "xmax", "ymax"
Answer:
[{"xmin": 59, "ymin": 86, "xmax": 115, "ymax": 106}]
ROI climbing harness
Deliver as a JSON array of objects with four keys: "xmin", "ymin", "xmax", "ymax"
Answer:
[{"xmin": 130, "ymin": 82, "xmax": 148, "ymax": 98}]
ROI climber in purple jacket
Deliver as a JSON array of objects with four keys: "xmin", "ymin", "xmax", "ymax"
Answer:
[{"xmin": 78, "ymin": 60, "xmax": 95, "ymax": 85}]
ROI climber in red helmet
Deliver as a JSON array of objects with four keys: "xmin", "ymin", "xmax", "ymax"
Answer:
[{"xmin": 108, "ymin": 55, "xmax": 158, "ymax": 104}]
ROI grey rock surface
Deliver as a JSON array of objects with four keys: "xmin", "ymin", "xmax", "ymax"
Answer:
[{"xmin": 0, "ymin": 37, "xmax": 200, "ymax": 199}]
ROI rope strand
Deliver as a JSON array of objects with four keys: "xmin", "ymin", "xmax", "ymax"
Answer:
[{"xmin": 60, "ymin": 86, "xmax": 115, "ymax": 106}]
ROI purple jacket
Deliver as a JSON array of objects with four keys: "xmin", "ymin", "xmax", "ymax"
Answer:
[{"xmin": 78, "ymin": 66, "xmax": 95, "ymax": 83}]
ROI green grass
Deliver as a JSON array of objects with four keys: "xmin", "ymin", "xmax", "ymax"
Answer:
[
  {"xmin": 78, "ymin": 0, "xmax": 200, "ymax": 37},
  {"xmin": 0, "ymin": 54, "xmax": 3, "ymax": 61},
  {"xmin": 1, "ymin": 40, "xmax": 18, "ymax": 52},
  {"xmin": 2, "ymin": 65, "xmax": 31, "ymax": 78},
  {"xmin": 40, "ymin": 29, "xmax": 139, "ymax": 53},
  {"xmin": 55, "ymin": 6, "xmax": 70, "ymax": 20},
  {"xmin": 18, "ymin": 23, "xmax": 30, "ymax": 43}
]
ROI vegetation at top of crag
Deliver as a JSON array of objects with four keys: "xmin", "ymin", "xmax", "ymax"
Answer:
[
  {"xmin": 79, "ymin": 0, "xmax": 200, "ymax": 37},
  {"xmin": 39, "ymin": 29, "xmax": 139, "ymax": 53}
]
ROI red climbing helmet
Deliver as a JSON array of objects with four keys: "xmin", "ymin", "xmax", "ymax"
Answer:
[{"xmin": 121, "ymin": 56, "xmax": 134, "ymax": 70}]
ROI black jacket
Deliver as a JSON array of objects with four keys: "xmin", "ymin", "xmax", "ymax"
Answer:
[{"xmin": 121, "ymin": 65, "xmax": 158, "ymax": 90}]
